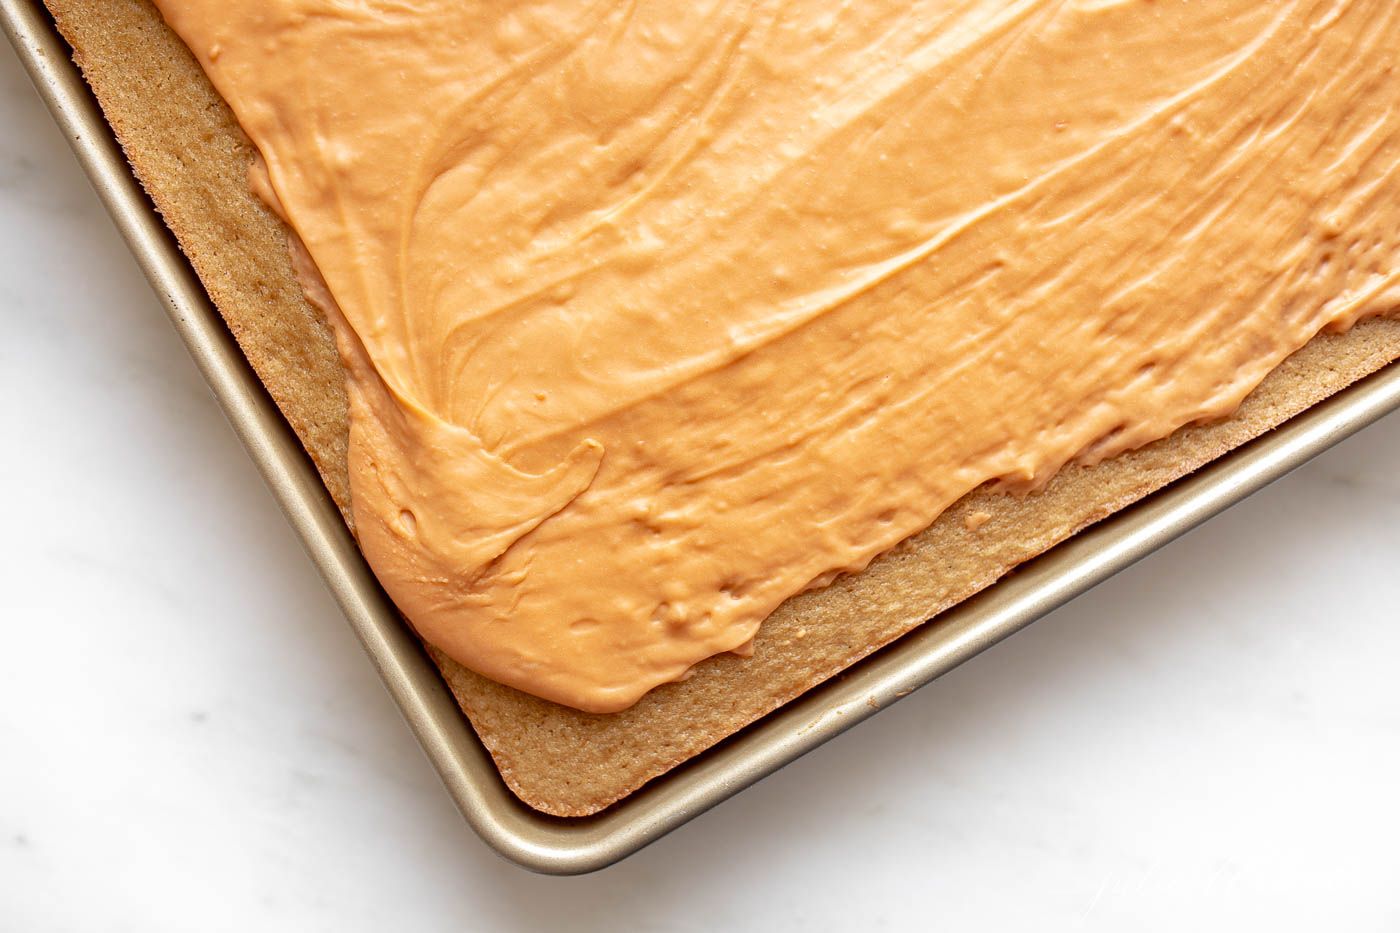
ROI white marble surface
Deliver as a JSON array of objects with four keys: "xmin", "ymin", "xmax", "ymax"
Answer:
[{"xmin": 3, "ymin": 46, "xmax": 1399, "ymax": 932}]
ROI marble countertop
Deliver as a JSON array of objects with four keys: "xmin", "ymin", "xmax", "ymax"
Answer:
[{"xmin": 3, "ymin": 48, "xmax": 1398, "ymax": 932}]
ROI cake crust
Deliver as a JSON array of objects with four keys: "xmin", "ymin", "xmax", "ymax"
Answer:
[{"xmin": 45, "ymin": 0, "xmax": 1400, "ymax": 816}]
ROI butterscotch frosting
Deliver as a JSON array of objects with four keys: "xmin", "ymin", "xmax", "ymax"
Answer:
[{"xmin": 153, "ymin": 0, "xmax": 1399, "ymax": 712}]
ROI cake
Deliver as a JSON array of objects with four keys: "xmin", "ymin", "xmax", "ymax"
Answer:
[{"xmin": 45, "ymin": 0, "xmax": 1400, "ymax": 815}]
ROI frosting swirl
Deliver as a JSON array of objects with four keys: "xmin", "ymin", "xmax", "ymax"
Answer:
[{"xmin": 155, "ymin": 0, "xmax": 1400, "ymax": 711}]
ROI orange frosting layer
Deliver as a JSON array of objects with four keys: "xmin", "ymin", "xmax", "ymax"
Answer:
[{"xmin": 153, "ymin": 0, "xmax": 1400, "ymax": 712}]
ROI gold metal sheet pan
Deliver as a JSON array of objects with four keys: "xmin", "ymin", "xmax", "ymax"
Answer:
[{"xmin": 7, "ymin": 0, "xmax": 1399, "ymax": 874}]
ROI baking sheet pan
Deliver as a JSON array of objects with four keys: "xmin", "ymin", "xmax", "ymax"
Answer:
[{"xmin": 8, "ymin": 0, "xmax": 1400, "ymax": 874}]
